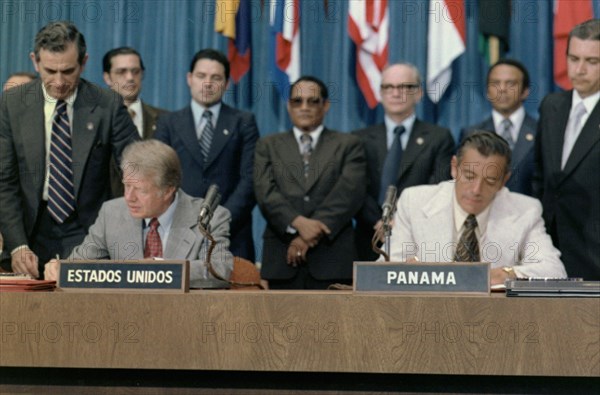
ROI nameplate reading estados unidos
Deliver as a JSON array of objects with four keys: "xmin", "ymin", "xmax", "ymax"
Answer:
[
  {"xmin": 353, "ymin": 262, "xmax": 490, "ymax": 294},
  {"xmin": 58, "ymin": 260, "xmax": 189, "ymax": 292}
]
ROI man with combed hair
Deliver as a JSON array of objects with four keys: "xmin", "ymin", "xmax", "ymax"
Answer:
[
  {"xmin": 0, "ymin": 21, "xmax": 139, "ymax": 278},
  {"xmin": 45, "ymin": 140, "xmax": 233, "ymax": 282},
  {"xmin": 385, "ymin": 131, "xmax": 566, "ymax": 285},
  {"xmin": 102, "ymin": 46, "xmax": 168, "ymax": 197},
  {"xmin": 533, "ymin": 19, "xmax": 600, "ymax": 280}
]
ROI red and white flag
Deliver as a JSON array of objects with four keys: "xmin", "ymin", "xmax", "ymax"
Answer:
[
  {"xmin": 348, "ymin": 0, "xmax": 389, "ymax": 109},
  {"xmin": 553, "ymin": 0, "xmax": 593, "ymax": 89},
  {"xmin": 426, "ymin": 0, "xmax": 466, "ymax": 103}
]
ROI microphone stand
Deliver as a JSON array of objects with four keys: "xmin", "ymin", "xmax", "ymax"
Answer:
[{"xmin": 189, "ymin": 221, "xmax": 231, "ymax": 290}]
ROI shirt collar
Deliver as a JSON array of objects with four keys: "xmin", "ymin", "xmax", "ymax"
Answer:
[
  {"xmin": 293, "ymin": 125, "xmax": 324, "ymax": 148},
  {"xmin": 41, "ymin": 83, "xmax": 78, "ymax": 106},
  {"xmin": 384, "ymin": 113, "xmax": 416, "ymax": 145},
  {"xmin": 191, "ymin": 100, "xmax": 222, "ymax": 129},
  {"xmin": 572, "ymin": 89, "xmax": 600, "ymax": 115},
  {"xmin": 143, "ymin": 191, "xmax": 178, "ymax": 232},
  {"xmin": 128, "ymin": 99, "xmax": 142, "ymax": 114},
  {"xmin": 492, "ymin": 106, "xmax": 525, "ymax": 130}
]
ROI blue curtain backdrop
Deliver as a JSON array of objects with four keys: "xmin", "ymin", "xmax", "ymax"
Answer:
[{"xmin": 2, "ymin": 0, "xmax": 599, "ymax": 260}]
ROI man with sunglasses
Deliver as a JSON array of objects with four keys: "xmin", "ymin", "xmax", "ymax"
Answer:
[
  {"xmin": 254, "ymin": 76, "xmax": 367, "ymax": 289},
  {"xmin": 353, "ymin": 63, "xmax": 455, "ymax": 262}
]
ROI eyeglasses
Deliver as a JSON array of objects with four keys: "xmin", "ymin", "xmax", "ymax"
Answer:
[
  {"xmin": 288, "ymin": 97, "xmax": 324, "ymax": 108},
  {"xmin": 380, "ymin": 83, "xmax": 420, "ymax": 93}
]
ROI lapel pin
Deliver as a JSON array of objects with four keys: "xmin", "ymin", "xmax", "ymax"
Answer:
[
  {"xmin": 525, "ymin": 133, "xmax": 534, "ymax": 141},
  {"xmin": 223, "ymin": 129, "xmax": 229, "ymax": 136},
  {"xmin": 152, "ymin": 125, "xmax": 157, "ymax": 131},
  {"xmin": 416, "ymin": 137, "xmax": 424, "ymax": 145},
  {"xmin": 86, "ymin": 122, "xmax": 94, "ymax": 130}
]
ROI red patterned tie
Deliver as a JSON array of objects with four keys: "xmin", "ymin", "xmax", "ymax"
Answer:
[{"xmin": 144, "ymin": 218, "xmax": 163, "ymax": 258}]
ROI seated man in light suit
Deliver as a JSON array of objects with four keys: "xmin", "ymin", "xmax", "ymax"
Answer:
[
  {"xmin": 45, "ymin": 140, "xmax": 233, "ymax": 281},
  {"xmin": 384, "ymin": 131, "xmax": 566, "ymax": 285}
]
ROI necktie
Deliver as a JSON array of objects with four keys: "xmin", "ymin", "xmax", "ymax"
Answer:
[
  {"xmin": 47, "ymin": 100, "xmax": 76, "ymax": 223},
  {"xmin": 500, "ymin": 118, "xmax": 514, "ymax": 150},
  {"xmin": 300, "ymin": 134, "xmax": 313, "ymax": 178},
  {"xmin": 144, "ymin": 218, "xmax": 163, "ymax": 258},
  {"xmin": 199, "ymin": 110, "xmax": 214, "ymax": 162},
  {"xmin": 379, "ymin": 126, "xmax": 406, "ymax": 204},
  {"xmin": 455, "ymin": 214, "xmax": 480, "ymax": 262},
  {"xmin": 561, "ymin": 102, "xmax": 587, "ymax": 169}
]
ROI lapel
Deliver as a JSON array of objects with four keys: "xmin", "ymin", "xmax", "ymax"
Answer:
[
  {"xmin": 562, "ymin": 98, "xmax": 600, "ymax": 178},
  {"xmin": 306, "ymin": 128, "xmax": 335, "ymax": 192},
  {"xmin": 206, "ymin": 103, "xmax": 235, "ymax": 169},
  {"xmin": 275, "ymin": 131, "xmax": 305, "ymax": 187},
  {"xmin": 71, "ymin": 80, "xmax": 103, "ymax": 198},
  {"xmin": 511, "ymin": 114, "xmax": 536, "ymax": 166},
  {"xmin": 482, "ymin": 189, "xmax": 519, "ymax": 258},
  {"xmin": 21, "ymin": 81, "xmax": 46, "ymax": 199},
  {"xmin": 178, "ymin": 106, "xmax": 205, "ymax": 168},
  {"xmin": 420, "ymin": 183, "xmax": 455, "ymax": 252},
  {"xmin": 549, "ymin": 92, "xmax": 572, "ymax": 176},
  {"xmin": 141, "ymin": 102, "xmax": 158, "ymax": 139},
  {"xmin": 121, "ymin": 210, "xmax": 145, "ymax": 260},
  {"xmin": 397, "ymin": 119, "xmax": 428, "ymax": 182},
  {"xmin": 164, "ymin": 191, "xmax": 199, "ymax": 259}
]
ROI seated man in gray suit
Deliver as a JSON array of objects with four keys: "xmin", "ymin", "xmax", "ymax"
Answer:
[
  {"xmin": 460, "ymin": 59, "xmax": 537, "ymax": 196},
  {"xmin": 385, "ymin": 131, "xmax": 566, "ymax": 286},
  {"xmin": 45, "ymin": 140, "xmax": 233, "ymax": 282}
]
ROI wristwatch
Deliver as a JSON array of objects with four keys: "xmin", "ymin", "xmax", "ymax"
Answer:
[{"xmin": 502, "ymin": 266, "xmax": 516, "ymax": 278}]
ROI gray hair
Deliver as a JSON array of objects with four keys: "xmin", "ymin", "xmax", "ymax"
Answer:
[
  {"xmin": 568, "ymin": 19, "xmax": 600, "ymax": 52},
  {"xmin": 33, "ymin": 21, "xmax": 87, "ymax": 65},
  {"xmin": 121, "ymin": 140, "xmax": 181, "ymax": 191},
  {"xmin": 383, "ymin": 62, "xmax": 422, "ymax": 85}
]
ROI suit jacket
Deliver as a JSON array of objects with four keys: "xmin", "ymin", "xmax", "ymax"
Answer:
[
  {"xmin": 110, "ymin": 102, "xmax": 168, "ymax": 197},
  {"xmin": 387, "ymin": 182, "xmax": 566, "ymax": 278},
  {"xmin": 254, "ymin": 129, "xmax": 367, "ymax": 280},
  {"xmin": 154, "ymin": 103, "xmax": 258, "ymax": 261},
  {"xmin": 0, "ymin": 79, "xmax": 139, "ymax": 253},
  {"xmin": 353, "ymin": 120, "xmax": 455, "ymax": 261},
  {"xmin": 533, "ymin": 91, "xmax": 600, "ymax": 280},
  {"xmin": 68, "ymin": 190, "xmax": 233, "ymax": 281},
  {"xmin": 460, "ymin": 113, "xmax": 537, "ymax": 196}
]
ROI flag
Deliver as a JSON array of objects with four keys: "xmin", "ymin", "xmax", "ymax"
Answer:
[
  {"xmin": 478, "ymin": 0, "xmax": 510, "ymax": 65},
  {"xmin": 215, "ymin": 0, "xmax": 252, "ymax": 83},
  {"xmin": 427, "ymin": 0, "xmax": 466, "ymax": 103},
  {"xmin": 270, "ymin": 0, "xmax": 301, "ymax": 99},
  {"xmin": 348, "ymin": 0, "xmax": 389, "ymax": 109},
  {"xmin": 553, "ymin": 0, "xmax": 593, "ymax": 89}
]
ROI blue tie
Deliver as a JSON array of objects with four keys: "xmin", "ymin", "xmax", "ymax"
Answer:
[
  {"xmin": 47, "ymin": 100, "xmax": 76, "ymax": 223},
  {"xmin": 379, "ymin": 126, "xmax": 405, "ymax": 204},
  {"xmin": 199, "ymin": 110, "xmax": 214, "ymax": 162}
]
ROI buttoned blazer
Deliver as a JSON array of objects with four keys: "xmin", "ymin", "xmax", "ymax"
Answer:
[
  {"xmin": 154, "ymin": 103, "xmax": 259, "ymax": 261},
  {"xmin": 0, "ymin": 78, "xmax": 139, "ymax": 252},
  {"xmin": 533, "ymin": 91, "xmax": 600, "ymax": 279},
  {"xmin": 254, "ymin": 129, "xmax": 367, "ymax": 280},
  {"xmin": 68, "ymin": 190, "xmax": 233, "ymax": 281},
  {"xmin": 388, "ymin": 182, "xmax": 566, "ymax": 278},
  {"xmin": 460, "ymin": 113, "xmax": 537, "ymax": 196}
]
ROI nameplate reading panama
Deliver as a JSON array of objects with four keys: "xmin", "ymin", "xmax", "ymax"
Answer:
[
  {"xmin": 353, "ymin": 262, "xmax": 490, "ymax": 294},
  {"xmin": 58, "ymin": 260, "xmax": 189, "ymax": 292}
]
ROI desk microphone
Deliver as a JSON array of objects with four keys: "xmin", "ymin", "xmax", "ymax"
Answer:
[
  {"xmin": 198, "ymin": 184, "xmax": 220, "ymax": 229},
  {"xmin": 381, "ymin": 185, "xmax": 397, "ymax": 224}
]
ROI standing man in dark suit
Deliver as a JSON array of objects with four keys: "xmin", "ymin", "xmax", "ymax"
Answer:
[
  {"xmin": 353, "ymin": 63, "xmax": 454, "ymax": 261},
  {"xmin": 154, "ymin": 49, "xmax": 259, "ymax": 262},
  {"xmin": 0, "ymin": 21, "xmax": 139, "ymax": 278},
  {"xmin": 461, "ymin": 59, "xmax": 537, "ymax": 196},
  {"xmin": 534, "ymin": 19, "xmax": 600, "ymax": 280},
  {"xmin": 254, "ymin": 76, "xmax": 367, "ymax": 289},
  {"xmin": 102, "ymin": 47, "xmax": 168, "ymax": 197}
]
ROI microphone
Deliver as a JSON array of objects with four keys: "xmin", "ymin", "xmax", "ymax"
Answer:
[
  {"xmin": 198, "ymin": 184, "xmax": 219, "ymax": 229},
  {"xmin": 381, "ymin": 185, "xmax": 397, "ymax": 224}
]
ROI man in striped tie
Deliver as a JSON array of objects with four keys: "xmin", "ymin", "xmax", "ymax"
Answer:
[
  {"xmin": 382, "ymin": 131, "xmax": 566, "ymax": 285},
  {"xmin": 0, "ymin": 21, "xmax": 139, "ymax": 278}
]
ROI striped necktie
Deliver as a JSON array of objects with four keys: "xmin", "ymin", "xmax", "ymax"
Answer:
[
  {"xmin": 199, "ymin": 110, "xmax": 214, "ymax": 162},
  {"xmin": 500, "ymin": 118, "xmax": 515, "ymax": 150},
  {"xmin": 47, "ymin": 100, "xmax": 76, "ymax": 223},
  {"xmin": 454, "ymin": 214, "xmax": 480, "ymax": 262},
  {"xmin": 300, "ymin": 134, "xmax": 313, "ymax": 178},
  {"xmin": 144, "ymin": 218, "xmax": 163, "ymax": 258}
]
